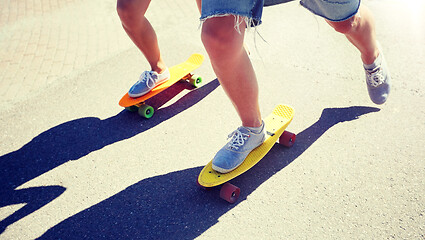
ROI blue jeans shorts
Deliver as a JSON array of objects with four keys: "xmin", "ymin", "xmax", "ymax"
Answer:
[
  {"xmin": 200, "ymin": 0, "xmax": 265, "ymax": 27},
  {"xmin": 300, "ymin": 0, "xmax": 361, "ymax": 22},
  {"xmin": 200, "ymin": 0, "xmax": 361, "ymax": 26}
]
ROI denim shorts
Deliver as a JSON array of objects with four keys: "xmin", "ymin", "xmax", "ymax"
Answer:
[
  {"xmin": 200, "ymin": 0, "xmax": 264, "ymax": 27},
  {"xmin": 300, "ymin": 0, "xmax": 361, "ymax": 22},
  {"xmin": 200, "ymin": 0, "xmax": 361, "ymax": 26}
]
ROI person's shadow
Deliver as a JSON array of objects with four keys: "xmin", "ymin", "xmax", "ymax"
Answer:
[
  {"xmin": 37, "ymin": 106, "xmax": 380, "ymax": 239},
  {"xmin": 0, "ymin": 79, "xmax": 220, "ymax": 234}
]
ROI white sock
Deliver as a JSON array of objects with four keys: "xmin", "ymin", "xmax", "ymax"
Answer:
[
  {"xmin": 364, "ymin": 53, "xmax": 382, "ymax": 70},
  {"xmin": 245, "ymin": 121, "xmax": 264, "ymax": 134}
]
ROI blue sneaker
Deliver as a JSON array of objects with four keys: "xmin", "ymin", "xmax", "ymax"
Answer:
[
  {"xmin": 212, "ymin": 122, "xmax": 266, "ymax": 173},
  {"xmin": 128, "ymin": 69, "xmax": 170, "ymax": 98},
  {"xmin": 364, "ymin": 45, "xmax": 391, "ymax": 105}
]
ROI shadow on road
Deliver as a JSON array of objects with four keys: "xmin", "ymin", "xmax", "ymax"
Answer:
[
  {"xmin": 37, "ymin": 106, "xmax": 380, "ymax": 239},
  {"xmin": 0, "ymin": 79, "xmax": 220, "ymax": 234}
]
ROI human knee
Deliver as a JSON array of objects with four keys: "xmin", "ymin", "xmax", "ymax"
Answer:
[
  {"xmin": 201, "ymin": 23, "xmax": 224, "ymax": 52},
  {"xmin": 201, "ymin": 17, "xmax": 244, "ymax": 56},
  {"xmin": 117, "ymin": 0, "xmax": 141, "ymax": 22},
  {"xmin": 328, "ymin": 15, "xmax": 360, "ymax": 34}
]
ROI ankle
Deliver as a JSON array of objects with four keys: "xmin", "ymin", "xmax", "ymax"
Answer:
[
  {"xmin": 242, "ymin": 119, "xmax": 263, "ymax": 129},
  {"xmin": 363, "ymin": 51, "xmax": 382, "ymax": 70},
  {"xmin": 245, "ymin": 120, "xmax": 264, "ymax": 134},
  {"xmin": 362, "ymin": 48, "xmax": 380, "ymax": 65},
  {"xmin": 151, "ymin": 61, "xmax": 167, "ymax": 74}
]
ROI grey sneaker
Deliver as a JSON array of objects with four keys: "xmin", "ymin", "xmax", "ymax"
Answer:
[
  {"xmin": 364, "ymin": 47, "xmax": 391, "ymax": 105},
  {"xmin": 128, "ymin": 69, "xmax": 170, "ymax": 98},
  {"xmin": 212, "ymin": 122, "xmax": 266, "ymax": 174}
]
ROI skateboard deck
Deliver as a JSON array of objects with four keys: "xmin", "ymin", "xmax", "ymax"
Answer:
[
  {"xmin": 198, "ymin": 104, "xmax": 296, "ymax": 203},
  {"xmin": 119, "ymin": 53, "xmax": 204, "ymax": 118}
]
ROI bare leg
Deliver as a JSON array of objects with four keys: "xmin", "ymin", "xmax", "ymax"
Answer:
[
  {"xmin": 117, "ymin": 0, "xmax": 202, "ymax": 74},
  {"xmin": 117, "ymin": 0, "xmax": 166, "ymax": 73},
  {"xmin": 326, "ymin": 4, "xmax": 379, "ymax": 65},
  {"xmin": 196, "ymin": 0, "xmax": 201, "ymax": 13},
  {"xmin": 327, "ymin": 4, "xmax": 390, "ymax": 105},
  {"xmin": 201, "ymin": 16, "xmax": 262, "ymax": 128}
]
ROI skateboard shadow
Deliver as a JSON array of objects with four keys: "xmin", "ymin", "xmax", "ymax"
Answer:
[
  {"xmin": 38, "ymin": 106, "xmax": 380, "ymax": 239},
  {"xmin": 0, "ymin": 79, "xmax": 220, "ymax": 234}
]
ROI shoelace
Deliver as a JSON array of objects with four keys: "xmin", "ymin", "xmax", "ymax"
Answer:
[
  {"xmin": 366, "ymin": 67, "xmax": 385, "ymax": 87},
  {"xmin": 227, "ymin": 129, "xmax": 250, "ymax": 150},
  {"xmin": 137, "ymin": 71, "xmax": 158, "ymax": 89}
]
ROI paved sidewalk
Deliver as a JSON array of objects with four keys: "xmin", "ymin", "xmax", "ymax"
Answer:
[
  {"xmin": 0, "ymin": 0, "xmax": 134, "ymax": 109},
  {"xmin": 0, "ymin": 0, "xmax": 424, "ymax": 239}
]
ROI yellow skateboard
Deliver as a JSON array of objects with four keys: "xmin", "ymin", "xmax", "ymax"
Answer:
[
  {"xmin": 197, "ymin": 104, "xmax": 296, "ymax": 203},
  {"xmin": 119, "ymin": 53, "xmax": 204, "ymax": 118}
]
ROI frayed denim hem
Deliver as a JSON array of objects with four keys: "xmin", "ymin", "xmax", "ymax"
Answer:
[
  {"xmin": 300, "ymin": 0, "xmax": 361, "ymax": 22},
  {"xmin": 199, "ymin": 13, "xmax": 262, "ymax": 34}
]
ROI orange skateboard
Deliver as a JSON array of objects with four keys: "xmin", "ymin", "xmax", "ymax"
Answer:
[
  {"xmin": 119, "ymin": 53, "xmax": 204, "ymax": 118},
  {"xmin": 198, "ymin": 104, "xmax": 296, "ymax": 203}
]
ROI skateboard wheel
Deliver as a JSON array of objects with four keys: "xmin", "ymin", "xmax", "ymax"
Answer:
[
  {"xmin": 279, "ymin": 131, "xmax": 296, "ymax": 148},
  {"xmin": 138, "ymin": 105, "xmax": 154, "ymax": 119},
  {"xmin": 125, "ymin": 105, "xmax": 138, "ymax": 112},
  {"xmin": 189, "ymin": 75, "xmax": 202, "ymax": 88},
  {"xmin": 220, "ymin": 183, "xmax": 240, "ymax": 204}
]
